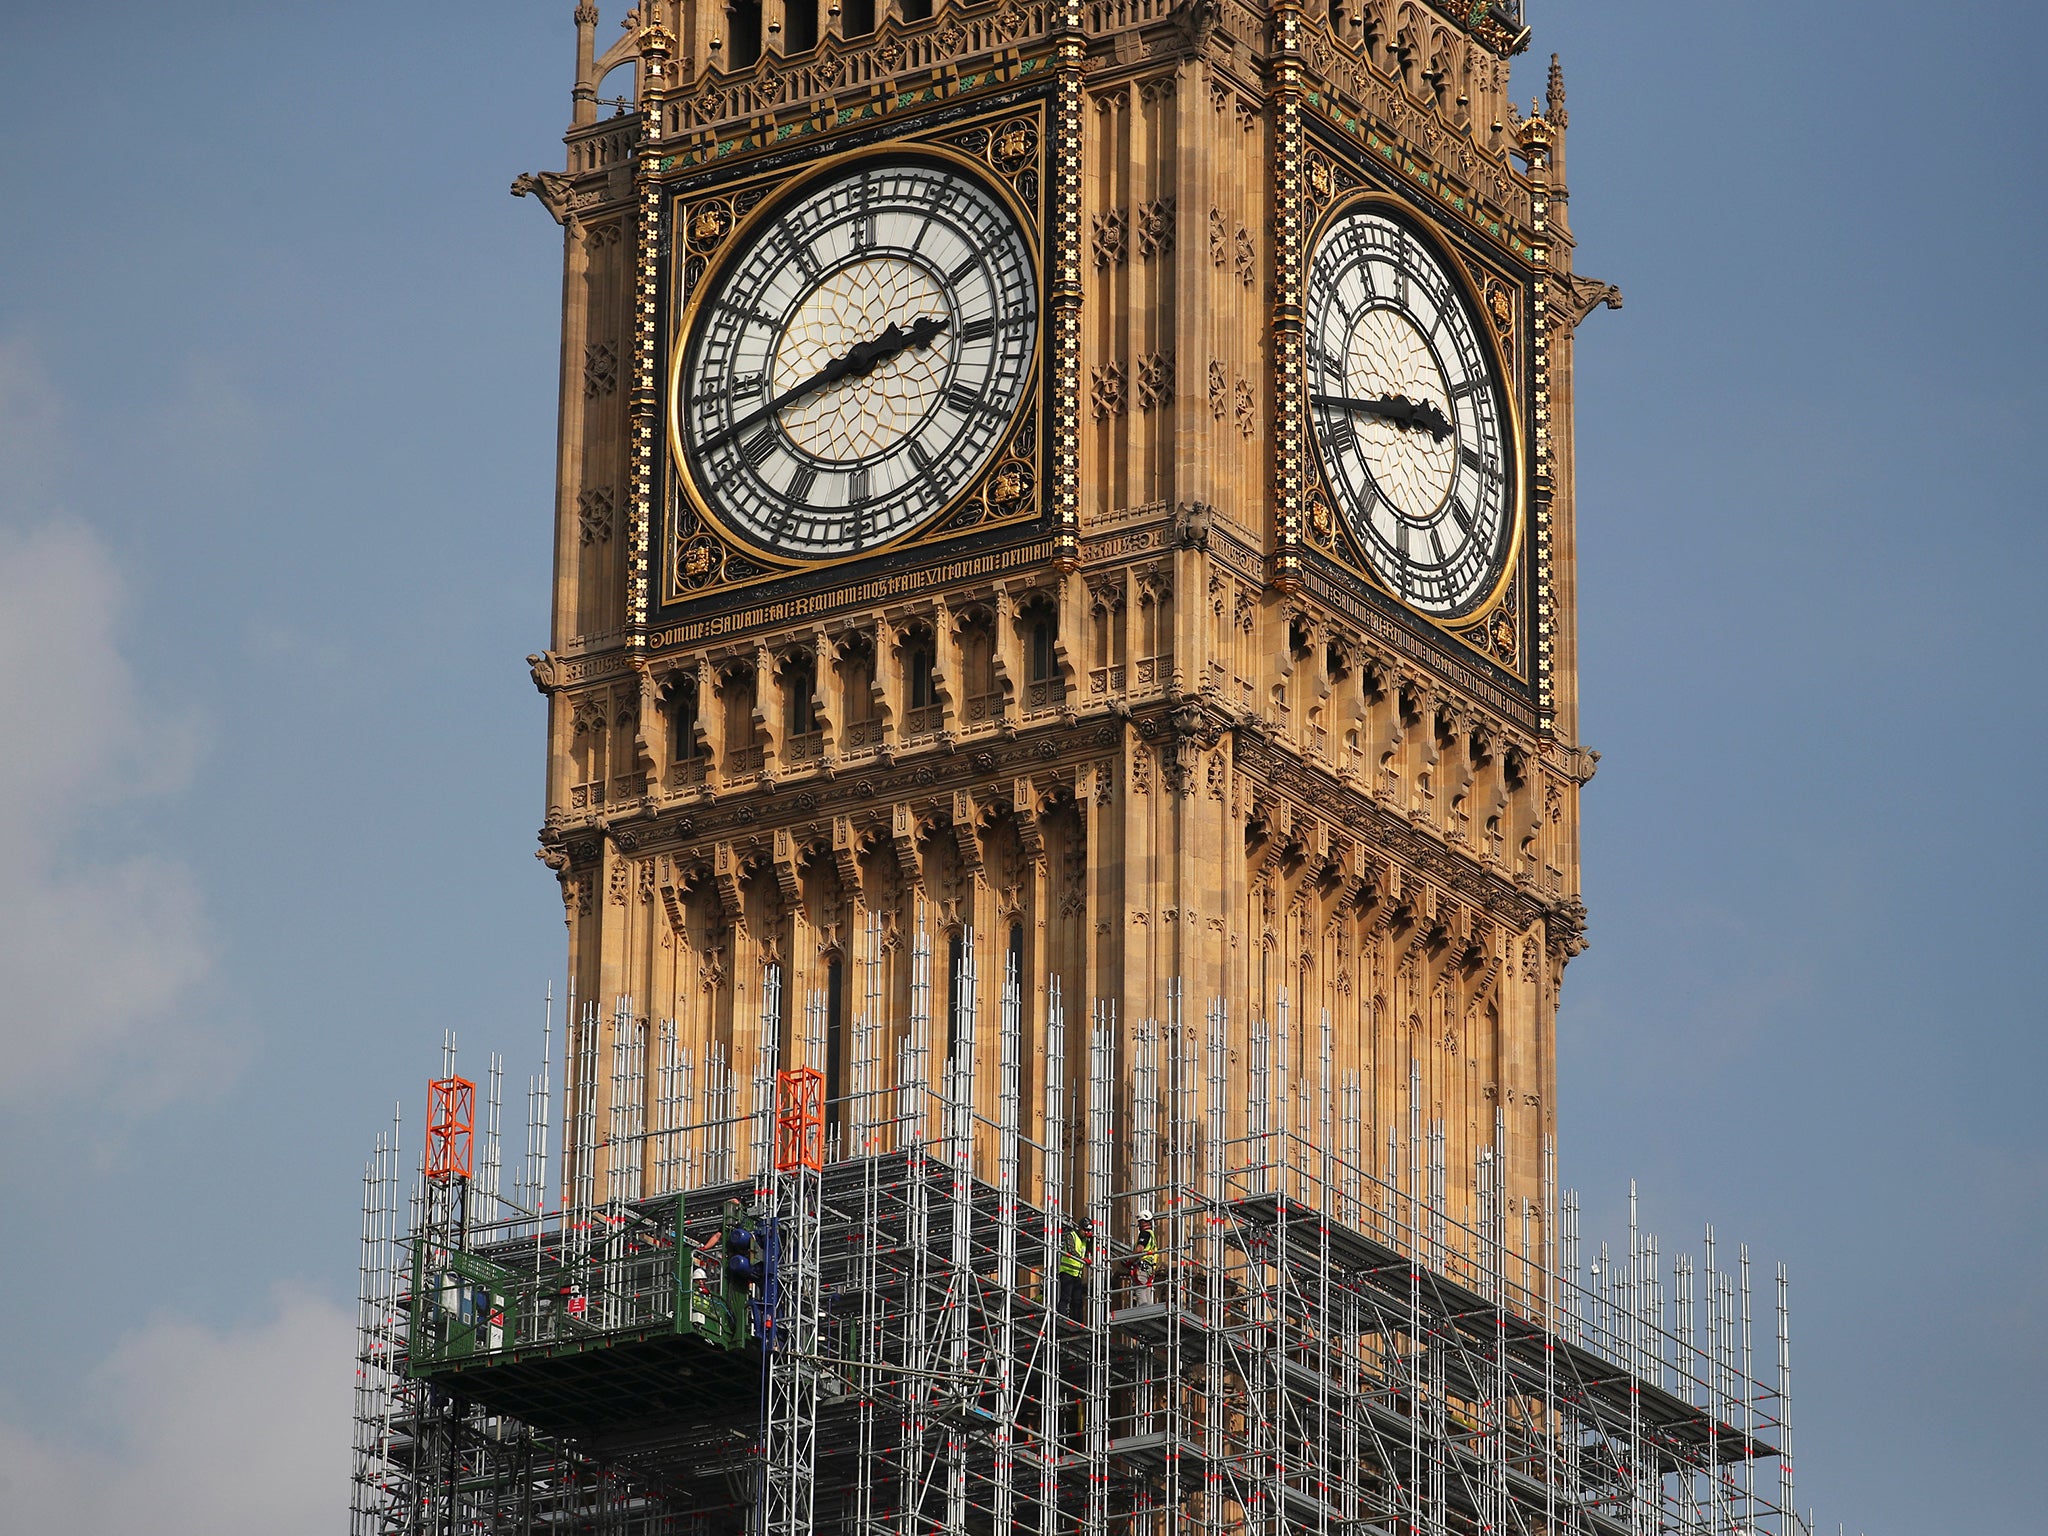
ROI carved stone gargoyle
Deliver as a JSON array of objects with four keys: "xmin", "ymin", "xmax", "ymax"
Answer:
[{"xmin": 511, "ymin": 171, "xmax": 576, "ymax": 225}]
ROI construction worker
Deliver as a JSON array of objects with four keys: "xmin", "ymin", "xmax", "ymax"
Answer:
[
  {"xmin": 1125, "ymin": 1208, "xmax": 1160, "ymax": 1304},
  {"xmin": 1057, "ymin": 1219, "xmax": 1089, "ymax": 1322}
]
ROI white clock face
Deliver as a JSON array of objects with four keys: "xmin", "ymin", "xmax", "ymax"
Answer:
[
  {"xmin": 1307, "ymin": 206, "xmax": 1514, "ymax": 619},
  {"xmin": 675, "ymin": 155, "xmax": 1039, "ymax": 561}
]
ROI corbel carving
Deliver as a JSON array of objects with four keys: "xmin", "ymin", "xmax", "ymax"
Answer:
[
  {"xmin": 1443, "ymin": 898, "xmax": 1474, "ymax": 955},
  {"xmin": 1252, "ymin": 794, "xmax": 1295, "ymax": 882},
  {"xmin": 657, "ymin": 857, "xmax": 708, "ymax": 939},
  {"xmin": 632, "ymin": 662, "xmax": 663, "ymax": 790},
  {"xmin": 831, "ymin": 814, "xmax": 868, "ymax": 897},
  {"xmin": 771, "ymin": 827, "xmax": 805, "ymax": 915},
  {"xmin": 805, "ymin": 628, "xmax": 839, "ymax": 761},
  {"xmin": 1402, "ymin": 886, "xmax": 1442, "ymax": 964},
  {"xmin": 713, "ymin": 841, "xmax": 750, "ymax": 935},
  {"xmin": 990, "ymin": 587, "xmax": 1020, "ymax": 725},
  {"xmin": 753, "ymin": 642, "xmax": 781, "ymax": 774},
  {"xmin": 1363, "ymin": 663, "xmax": 1406, "ymax": 802},
  {"xmin": 950, "ymin": 788, "xmax": 985, "ymax": 876},
  {"xmin": 891, "ymin": 801, "xmax": 925, "ymax": 888},
  {"xmin": 869, "ymin": 617, "xmax": 900, "ymax": 751},
  {"xmin": 1465, "ymin": 922, "xmax": 1507, "ymax": 1013},
  {"xmin": 1336, "ymin": 841, "xmax": 1376, "ymax": 914},
  {"xmin": 1012, "ymin": 777, "xmax": 1046, "ymax": 867},
  {"xmin": 1408, "ymin": 686, "xmax": 1442, "ymax": 822},
  {"xmin": 929, "ymin": 594, "xmax": 960, "ymax": 728},
  {"xmin": 1367, "ymin": 863, "xmax": 1405, "ymax": 938}
]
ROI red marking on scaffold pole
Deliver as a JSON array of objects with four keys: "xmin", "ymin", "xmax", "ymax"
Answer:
[
  {"xmin": 425, "ymin": 1074, "xmax": 476, "ymax": 1181},
  {"xmin": 774, "ymin": 1066, "xmax": 825, "ymax": 1171}
]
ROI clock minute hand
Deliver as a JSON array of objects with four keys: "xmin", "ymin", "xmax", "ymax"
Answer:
[
  {"xmin": 701, "ymin": 315, "xmax": 953, "ymax": 454},
  {"xmin": 840, "ymin": 313, "xmax": 950, "ymax": 378},
  {"xmin": 1311, "ymin": 390, "xmax": 1454, "ymax": 443}
]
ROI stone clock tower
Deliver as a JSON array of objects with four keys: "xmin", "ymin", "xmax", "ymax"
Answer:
[{"xmin": 517, "ymin": 0, "xmax": 1615, "ymax": 1240}]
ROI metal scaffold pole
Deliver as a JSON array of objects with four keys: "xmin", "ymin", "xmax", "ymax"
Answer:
[
  {"xmin": 761, "ymin": 980, "xmax": 821, "ymax": 1536},
  {"xmin": 350, "ymin": 947, "xmax": 1818, "ymax": 1536}
]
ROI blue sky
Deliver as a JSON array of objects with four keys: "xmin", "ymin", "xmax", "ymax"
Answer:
[{"xmin": 0, "ymin": 2, "xmax": 2039, "ymax": 1529}]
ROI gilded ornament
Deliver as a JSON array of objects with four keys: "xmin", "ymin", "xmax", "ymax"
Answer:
[
  {"xmin": 679, "ymin": 536, "xmax": 722, "ymax": 586},
  {"xmin": 687, "ymin": 202, "xmax": 732, "ymax": 252},
  {"xmin": 985, "ymin": 459, "xmax": 1035, "ymax": 515},
  {"xmin": 1490, "ymin": 609, "xmax": 1516, "ymax": 662},
  {"xmin": 1307, "ymin": 155, "xmax": 1335, "ymax": 205},
  {"xmin": 1486, "ymin": 278, "xmax": 1513, "ymax": 333},
  {"xmin": 991, "ymin": 118, "xmax": 1038, "ymax": 176},
  {"xmin": 1307, "ymin": 491, "xmax": 1335, "ymax": 544}
]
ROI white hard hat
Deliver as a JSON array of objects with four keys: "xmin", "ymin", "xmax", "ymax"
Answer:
[{"xmin": 1137, "ymin": 1209, "xmax": 1154, "ymax": 1222}]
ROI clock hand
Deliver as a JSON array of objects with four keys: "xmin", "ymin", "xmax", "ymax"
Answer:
[
  {"xmin": 1310, "ymin": 390, "xmax": 1454, "ymax": 443},
  {"xmin": 700, "ymin": 314, "xmax": 952, "ymax": 455}
]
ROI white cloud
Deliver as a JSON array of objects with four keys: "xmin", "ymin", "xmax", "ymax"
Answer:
[
  {"xmin": 0, "ymin": 1287, "xmax": 355, "ymax": 1536},
  {"xmin": 0, "ymin": 342, "xmax": 214, "ymax": 1104}
]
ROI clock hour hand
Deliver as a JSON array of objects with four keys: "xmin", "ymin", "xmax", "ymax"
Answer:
[
  {"xmin": 836, "ymin": 313, "xmax": 950, "ymax": 380},
  {"xmin": 701, "ymin": 314, "xmax": 952, "ymax": 455},
  {"xmin": 1310, "ymin": 390, "xmax": 1454, "ymax": 443}
]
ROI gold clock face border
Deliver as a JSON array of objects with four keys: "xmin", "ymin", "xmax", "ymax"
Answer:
[
  {"xmin": 664, "ymin": 137, "xmax": 1047, "ymax": 585},
  {"xmin": 1301, "ymin": 188, "xmax": 1530, "ymax": 669}
]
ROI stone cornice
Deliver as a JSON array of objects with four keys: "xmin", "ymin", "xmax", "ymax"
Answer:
[
  {"xmin": 1232, "ymin": 730, "xmax": 1549, "ymax": 930},
  {"xmin": 539, "ymin": 689, "xmax": 1571, "ymax": 938}
]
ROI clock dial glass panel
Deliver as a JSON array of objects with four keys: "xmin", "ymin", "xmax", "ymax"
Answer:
[
  {"xmin": 676, "ymin": 157, "xmax": 1038, "ymax": 561},
  {"xmin": 1306, "ymin": 207, "xmax": 1513, "ymax": 619}
]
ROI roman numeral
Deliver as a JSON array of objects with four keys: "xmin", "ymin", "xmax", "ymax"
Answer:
[
  {"xmin": 733, "ymin": 373, "xmax": 766, "ymax": 399},
  {"xmin": 946, "ymin": 384, "xmax": 983, "ymax": 414},
  {"xmin": 1449, "ymin": 497, "xmax": 1476, "ymax": 538},
  {"xmin": 785, "ymin": 465, "xmax": 816, "ymax": 504},
  {"xmin": 961, "ymin": 316, "xmax": 996, "ymax": 343},
  {"xmin": 949, "ymin": 254, "xmax": 981, "ymax": 285},
  {"xmin": 907, "ymin": 439, "xmax": 931, "ymax": 471},
  {"xmin": 848, "ymin": 468, "xmax": 870, "ymax": 505},
  {"xmin": 742, "ymin": 429, "xmax": 775, "ymax": 469}
]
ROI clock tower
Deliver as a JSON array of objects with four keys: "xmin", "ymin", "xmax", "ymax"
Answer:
[
  {"xmin": 349, "ymin": 12, "xmax": 1814, "ymax": 1532},
  {"xmin": 518, "ymin": 0, "xmax": 1611, "ymax": 1251}
]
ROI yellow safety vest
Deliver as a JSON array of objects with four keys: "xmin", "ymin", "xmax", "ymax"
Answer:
[{"xmin": 1059, "ymin": 1230, "xmax": 1087, "ymax": 1278}]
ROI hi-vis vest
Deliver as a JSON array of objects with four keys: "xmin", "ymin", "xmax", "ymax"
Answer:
[{"xmin": 1059, "ymin": 1230, "xmax": 1087, "ymax": 1278}]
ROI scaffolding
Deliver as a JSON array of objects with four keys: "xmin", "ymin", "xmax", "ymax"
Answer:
[{"xmin": 353, "ymin": 930, "xmax": 1805, "ymax": 1536}]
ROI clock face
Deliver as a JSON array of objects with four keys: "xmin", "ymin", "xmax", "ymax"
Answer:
[
  {"xmin": 1306, "ymin": 205, "xmax": 1514, "ymax": 620},
  {"xmin": 674, "ymin": 154, "xmax": 1039, "ymax": 561}
]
